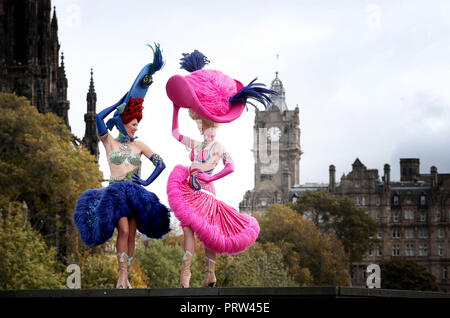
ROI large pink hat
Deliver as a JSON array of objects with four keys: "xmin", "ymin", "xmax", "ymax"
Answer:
[{"xmin": 166, "ymin": 50, "xmax": 275, "ymax": 123}]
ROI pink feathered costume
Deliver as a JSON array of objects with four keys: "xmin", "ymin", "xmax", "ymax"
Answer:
[{"xmin": 165, "ymin": 54, "xmax": 271, "ymax": 255}]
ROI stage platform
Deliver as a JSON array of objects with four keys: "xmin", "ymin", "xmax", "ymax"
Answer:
[
  {"xmin": 1, "ymin": 287, "xmax": 449, "ymax": 315},
  {"xmin": 1, "ymin": 286, "xmax": 450, "ymax": 298}
]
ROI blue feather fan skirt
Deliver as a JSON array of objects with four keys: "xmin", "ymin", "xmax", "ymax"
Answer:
[{"xmin": 73, "ymin": 181, "xmax": 171, "ymax": 247}]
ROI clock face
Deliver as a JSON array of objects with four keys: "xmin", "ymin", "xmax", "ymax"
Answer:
[{"xmin": 268, "ymin": 126, "xmax": 281, "ymax": 141}]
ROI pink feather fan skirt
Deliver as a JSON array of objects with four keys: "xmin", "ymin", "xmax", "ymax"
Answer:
[{"xmin": 167, "ymin": 165, "xmax": 259, "ymax": 254}]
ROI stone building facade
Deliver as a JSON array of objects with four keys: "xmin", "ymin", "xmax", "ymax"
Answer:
[
  {"xmin": 290, "ymin": 158, "xmax": 450, "ymax": 291},
  {"xmin": 0, "ymin": 0, "xmax": 70, "ymax": 127},
  {"xmin": 1, "ymin": 0, "xmax": 100, "ymax": 159}
]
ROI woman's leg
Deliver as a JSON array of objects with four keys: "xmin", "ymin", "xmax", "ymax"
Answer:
[
  {"xmin": 116, "ymin": 217, "xmax": 130, "ymax": 288},
  {"xmin": 126, "ymin": 217, "xmax": 137, "ymax": 288},
  {"xmin": 201, "ymin": 247, "xmax": 217, "ymax": 287},
  {"xmin": 183, "ymin": 226, "xmax": 195, "ymax": 255},
  {"xmin": 179, "ymin": 226, "xmax": 195, "ymax": 287}
]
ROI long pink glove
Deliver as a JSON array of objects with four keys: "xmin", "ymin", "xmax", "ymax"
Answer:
[{"xmin": 195, "ymin": 155, "xmax": 235, "ymax": 183}]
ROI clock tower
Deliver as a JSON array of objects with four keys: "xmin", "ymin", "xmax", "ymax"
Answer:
[{"xmin": 239, "ymin": 72, "xmax": 302, "ymax": 213}]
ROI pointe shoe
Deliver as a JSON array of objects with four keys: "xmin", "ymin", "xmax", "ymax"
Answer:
[
  {"xmin": 116, "ymin": 252, "xmax": 130, "ymax": 289},
  {"xmin": 201, "ymin": 256, "xmax": 216, "ymax": 288},
  {"xmin": 179, "ymin": 251, "xmax": 193, "ymax": 288},
  {"xmin": 127, "ymin": 256, "xmax": 133, "ymax": 289}
]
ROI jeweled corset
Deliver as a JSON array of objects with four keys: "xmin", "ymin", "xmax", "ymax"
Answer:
[
  {"xmin": 109, "ymin": 151, "xmax": 141, "ymax": 166},
  {"xmin": 108, "ymin": 142, "xmax": 141, "ymax": 183}
]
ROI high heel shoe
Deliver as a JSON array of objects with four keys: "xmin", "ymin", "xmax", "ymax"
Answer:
[
  {"xmin": 179, "ymin": 250, "xmax": 193, "ymax": 288},
  {"xmin": 201, "ymin": 256, "xmax": 216, "ymax": 288},
  {"xmin": 116, "ymin": 252, "xmax": 130, "ymax": 289}
]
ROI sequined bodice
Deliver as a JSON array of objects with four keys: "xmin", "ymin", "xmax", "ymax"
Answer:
[
  {"xmin": 190, "ymin": 142, "xmax": 216, "ymax": 163},
  {"xmin": 109, "ymin": 151, "xmax": 141, "ymax": 166},
  {"xmin": 189, "ymin": 140, "xmax": 229, "ymax": 176},
  {"xmin": 107, "ymin": 142, "xmax": 141, "ymax": 182}
]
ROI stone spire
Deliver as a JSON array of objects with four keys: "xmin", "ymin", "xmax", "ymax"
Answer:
[
  {"xmin": 55, "ymin": 51, "xmax": 70, "ymax": 128},
  {"xmin": 83, "ymin": 68, "xmax": 99, "ymax": 160}
]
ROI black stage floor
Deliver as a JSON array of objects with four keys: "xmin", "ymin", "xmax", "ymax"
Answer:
[{"xmin": 1, "ymin": 287, "xmax": 449, "ymax": 315}]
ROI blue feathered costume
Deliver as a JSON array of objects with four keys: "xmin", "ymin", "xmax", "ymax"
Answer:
[
  {"xmin": 73, "ymin": 44, "xmax": 171, "ymax": 247},
  {"xmin": 74, "ymin": 181, "xmax": 170, "ymax": 247}
]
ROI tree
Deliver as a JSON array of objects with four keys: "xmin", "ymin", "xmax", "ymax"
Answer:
[
  {"xmin": 78, "ymin": 251, "xmax": 148, "ymax": 289},
  {"xmin": 0, "ymin": 197, "xmax": 65, "ymax": 289},
  {"xmin": 217, "ymin": 241, "xmax": 296, "ymax": 287},
  {"xmin": 0, "ymin": 93, "xmax": 103, "ymax": 262},
  {"xmin": 135, "ymin": 232, "xmax": 296, "ymax": 288},
  {"xmin": 136, "ymin": 235, "xmax": 204, "ymax": 288},
  {"xmin": 290, "ymin": 189, "xmax": 377, "ymax": 263},
  {"xmin": 380, "ymin": 257, "xmax": 439, "ymax": 292},
  {"xmin": 257, "ymin": 204, "xmax": 350, "ymax": 286}
]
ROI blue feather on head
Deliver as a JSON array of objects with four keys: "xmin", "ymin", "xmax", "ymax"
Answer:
[
  {"xmin": 229, "ymin": 78, "xmax": 277, "ymax": 111},
  {"xmin": 180, "ymin": 50, "xmax": 210, "ymax": 72},
  {"xmin": 147, "ymin": 43, "xmax": 164, "ymax": 75}
]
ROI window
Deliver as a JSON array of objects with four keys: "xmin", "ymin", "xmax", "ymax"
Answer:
[
  {"xmin": 393, "ymin": 212, "xmax": 399, "ymax": 222},
  {"xmin": 419, "ymin": 244, "xmax": 428, "ymax": 256},
  {"xmin": 438, "ymin": 244, "xmax": 444, "ymax": 257},
  {"xmin": 368, "ymin": 244, "xmax": 374, "ymax": 256},
  {"xmin": 376, "ymin": 197, "xmax": 381, "ymax": 206},
  {"xmin": 392, "ymin": 244, "xmax": 401, "ymax": 256},
  {"xmin": 419, "ymin": 228, "xmax": 428, "ymax": 238},
  {"xmin": 438, "ymin": 228, "xmax": 445, "ymax": 238},
  {"xmin": 392, "ymin": 228, "xmax": 401, "ymax": 238},
  {"xmin": 405, "ymin": 228, "xmax": 414, "ymax": 238},
  {"xmin": 404, "ymin": 210, "xmax": 415, "ymax": 220},
  {"xmin": 355, "ymin": 197, "xmax": 360, "ymax": 206},
  {"xmin": 393, "ymin": 195, "xmax": 399, "ymax": 206},
  {"xmin": 376, "ymin": 210, "xmax": 381, "ymax": 220},
  {"xmin": 420, "ymin": 212, "xmax": 426, "ymax": 222},
  {"xmin": 420, "ymin": 195, "xmax": 426, "ymax": 206},
  {"xmin": 377, "ymin": 229, "xmax": 383, "ymax": 239},
  {"xmin": 361, "ymin": 197, "xmax": 366, "ymax": 206},
  {"xmin": 443, "ymin": 266, "xmax": 448, "ymax": 280},
  {"xmin": 405, "ymin": 244, "xmax": 415, "ymax": 256},
  {"xmin": 377, "ymin": 246, "xmax": 383, "ymax": 256}
]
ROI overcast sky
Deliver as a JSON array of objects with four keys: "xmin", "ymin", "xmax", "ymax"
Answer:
[{"xmin": 53, "ymin": 0, "xmax": 450, "ymax": 208}]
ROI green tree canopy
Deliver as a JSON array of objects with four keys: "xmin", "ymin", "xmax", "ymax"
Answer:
[
  {"xmin": 380, "ymin": 257, "xmax": 439, "ymax": 292},
  {"xmin": 217, "ymin": 241, "xmax": 296, "ymax": 287},
  {"xmin": 0, "ymin": 93, "xmax": 103, "ymax": 261},
  {"xmin": 257, "ymin": 204, "xmax": 350, "ymax": 286},
  {"xmin": 78, "ymin": 251, "xmax": 148, "ymax": 289},
  {"xmin": 0, "ymin": 197, "xmax": 65, "ymax": 289},
  {"xmin": 290, "ymin": 189, "xmax": 377, "ymax": 262},
  {"xmin": 135, "ymin": 233, "xmax": 296, "ymax": 288}
]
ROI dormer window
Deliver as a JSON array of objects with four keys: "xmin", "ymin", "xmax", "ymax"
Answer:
[
  {"xmin": 393, "ymin": 195, "xmax": 399, "ymax": 206},
  {"xmin": 420, "ymin": 194, "xmax": 426, "ymax": 206}
]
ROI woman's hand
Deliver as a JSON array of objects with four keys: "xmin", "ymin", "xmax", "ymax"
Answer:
[
  {"xmin": 195, "ymin": 172, "xmax": 213, "ymax": 183},
  {"xmin": 132, "ymin": 173, "xmax": 150, "ymax": 186}
]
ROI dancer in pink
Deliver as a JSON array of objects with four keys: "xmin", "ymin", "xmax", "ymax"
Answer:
[{"xmin": 165, "ymin": 50, "xmax": 275, "ymax": 287}]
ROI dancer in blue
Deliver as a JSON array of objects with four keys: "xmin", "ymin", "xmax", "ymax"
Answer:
[{"xmin": 73, "ymin": 44, "xmax": 171, "ymax": 288}]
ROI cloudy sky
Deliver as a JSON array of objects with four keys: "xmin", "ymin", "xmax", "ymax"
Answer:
[{"xmin": 53, "ymin": 0, "xmax": 450, "ymax": 208}]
